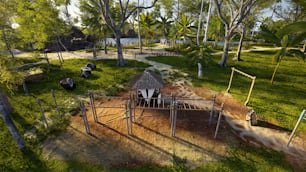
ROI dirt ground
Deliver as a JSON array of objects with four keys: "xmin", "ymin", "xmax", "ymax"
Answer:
[
  {"xmin": 43, "ymin": 85, "xmax": 239, "ymax": 169},
  {"xmin": 42, "ymin": 83, "xmax": 306, "ymax": 170}
]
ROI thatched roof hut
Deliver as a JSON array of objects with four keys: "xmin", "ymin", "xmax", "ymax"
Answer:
[{"xmin": 130, "ymin": 71, "xmax": 164, "ymax": 90}]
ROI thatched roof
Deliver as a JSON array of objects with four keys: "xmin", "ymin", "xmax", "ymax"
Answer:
[{"xmin": 130, "ymin": 71, "xmax": 164, "ymax": 90}]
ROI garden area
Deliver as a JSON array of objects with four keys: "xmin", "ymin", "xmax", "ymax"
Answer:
[
  {"xmin": 1, "ymin": 45, "xmax": 305, "ymax": 171},
  {"xmin": 1, "ymin": 0, "xmax": 306, "ymax": 171}
]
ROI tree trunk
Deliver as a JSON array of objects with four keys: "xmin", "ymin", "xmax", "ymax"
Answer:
[
  {"xmin": 233, "ymin": 27, "xmax": 245, "ymax": 61},
  {"xmin": 271, "ymin": 59, "xmax": 281, "ymax": 85},
  {"xmin": 198, "ymin": 62, "xmax": 203, "ymax": 78},
  {"xmin": 137, "ymin": 0, "xmax": 143, "ymax": 54},
  {"xmin": 203, "ymin": 0, "xmax": 213, "ymax": 43},
  {"xmin": 197, "ymin": 0, "xmax": 204, "ymax": 46},
  {"xmin": 103, "ymin": 38, "xmax": 108, "ymax": 54},
  {"xmin": 115, "ymin": 30, "xmax": 127, "ymax": 66},
  {"xmin": 303, "ymin": 41, "xmax": 306, "ymax": 54},
  {"xmin": 219, "ymin": 32, "xmax": 231, "ymax": 67},
  {"xmin": 0, "ymin": 93, "xmax": 25, "ymax": 150},
  {"xmin": 1, "ymin": 27, "xmax": 15, "ymax": 60},
  {"xmin": 93, "ymin": 42, "xmax": 97, "ymax": 59}
]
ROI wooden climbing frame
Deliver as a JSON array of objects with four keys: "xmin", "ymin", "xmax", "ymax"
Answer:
[
  {"xmin": 226, "ymin": 67, "xmax": 256, "ymax": 105},
  {"xmin": 83, "ymin": 91, "xmax": 224, "ymax": 139}
]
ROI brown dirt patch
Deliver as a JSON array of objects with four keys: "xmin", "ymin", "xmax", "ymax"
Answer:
[{"xmin": 43, "ymin": 85, "xmax": 240, "ymax": 169}]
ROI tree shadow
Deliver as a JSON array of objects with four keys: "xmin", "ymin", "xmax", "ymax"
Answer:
[{"xmin": 256, "ymin": 120, "xmax": 291, "ymax": 132}]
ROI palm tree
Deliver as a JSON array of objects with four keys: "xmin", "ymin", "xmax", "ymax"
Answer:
[
  {"xmin": 260, "ymin": 21, "xmax": 306, "ymax": 84},
  {"xmin": 177, "ymin": 14, "xmax": 193, "ymax": 43},
  {"xmin": 140, "ymin": 13, "xmax": 157, "ymax": 46},
  {"xmin": 157, "ymin": 16, "xmax": 173, "ymax": 39}
]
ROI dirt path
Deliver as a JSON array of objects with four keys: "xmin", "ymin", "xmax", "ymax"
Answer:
[{"xmin": 37, "ymin": 47, "xmax": 306, "ymax": 169}]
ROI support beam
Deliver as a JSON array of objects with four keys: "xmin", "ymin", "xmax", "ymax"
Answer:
[
  {"xmin": 214, "ymin": 103, "xmax": 224, "ymax": 139},
  {"xmin": 80, "ymin": 101, "xmax": 90, "ymax": 134},
  {"xmin": 287, "ymin": 110, "xmax": 306, "ymax": 147}
]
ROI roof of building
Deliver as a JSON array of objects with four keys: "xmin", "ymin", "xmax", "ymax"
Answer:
[{"xmin": 130, "ymin": 70, "xmax": 164, "ymax": 90}]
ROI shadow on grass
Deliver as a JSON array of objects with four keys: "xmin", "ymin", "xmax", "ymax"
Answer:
[{"xmin": 256, "ymin": 120, "xmax": 291, "ymax": 132}]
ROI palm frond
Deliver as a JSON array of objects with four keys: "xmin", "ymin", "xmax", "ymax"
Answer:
[
  {"xmin": 287, "ymin": 49, "xmax": 305, "ymax": 61},
  {"xmin": 259, "ymin": 25, "xmax": 281, "ymax": 45},
  {"xmin": 277, "ymin": 21, "xmax": 306, "ymax": 38}
]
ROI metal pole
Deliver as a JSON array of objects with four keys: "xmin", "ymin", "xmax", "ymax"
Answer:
[
  {"xmin": 226, "ymin": 68, "xmax": 235, "ymax": 93},
  {"xmin": 37, "ymin": 99, "xmax": 48, "ymax": 129},
  {"xmin": 287, "ymin": 110, "xmax": 306, "ymax": 147},
  {"xmin": 214, "ymin": 103, "xmax": 224, "ymax": 139},
  {"xmin": 244, "ymin": 76, "xmax": 256, "ymax": 105},
  {"xmin": 51, "ymin": 89, "xmax": 61, "ymax": 118}
]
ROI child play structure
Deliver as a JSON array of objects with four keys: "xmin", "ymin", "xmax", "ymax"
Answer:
[{"xmin": 80, "ymin": 71, "xmax": 224, "ymax": 139}]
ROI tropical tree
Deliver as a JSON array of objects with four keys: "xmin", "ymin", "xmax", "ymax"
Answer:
[
  {"xmin": 87, "ymin": 0, "xmax": 157, "ymax": 66},
  {"xmin": 157, "ymin": 16, "xmax": 173, "ymax": 39},
  {"xmin": 260, "ymin": 21, "xmax": 306, "ymax": 84},
  {"xmin": 139, "ymin": 13, "xmax": 157, "ymax": 46},
  {"xmin": 15, "ymin": 0, "xmax": 66, "ymax": 50},
  {"xmin": 213, "ymin": 0, "xmax": 257, "ymax": 67},
  {"xmin": 80, "ymin": 0, "xmax": 110, "ymax": 56},
  {"xmin": 203, "ymin": 0, "xmax": 213, "ymax": 43},
  {"xmin": 0, "ymin": 0, "xmax": 17, "ymax": 59},
  {"xmin": 177, "ymin": 14, "xmax": 194, "ymax": 42}
]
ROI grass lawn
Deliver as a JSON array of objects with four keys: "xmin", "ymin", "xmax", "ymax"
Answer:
[
  {"xmin": 147, "ymin": 50, "xmax": 306, "ymax": 132},
  {"xmin": 0, "ymin": 51, "xmax": 303, "ymax": 171},
  {"xmin": 1, "ymin": 58, "xmax": 149, "ymax": 171}
]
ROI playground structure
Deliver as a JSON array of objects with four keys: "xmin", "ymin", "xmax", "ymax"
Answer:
[
  {"xmin": 80, "ymin": 91, "xmax": 224, "ymax": 139},
  {"xmin": 226, "ymin": 67, "xmax": 256, "ymax": 105}
]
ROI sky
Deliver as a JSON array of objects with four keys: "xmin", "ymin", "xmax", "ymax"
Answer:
[{"xmin": 67, "ymin": 0, "xmax": 290, "ymax": 26}]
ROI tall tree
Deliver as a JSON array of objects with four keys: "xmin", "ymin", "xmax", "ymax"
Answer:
[
  {"xmin": 197, "ymin": 0, "xmax": 205, "ymax": 45},
  {"xmin": 260, "ymin": 21, "xmax": 306, "ymax": 84},
  {"xmin": 0, "ymin": 0, "xmax": 17, "ymax": 59},
  {"xmin": 15, "ymin": 0, "xmax": 65, "ymax": 50},
  {"xmin": 177, "ymin": 14, "xmax": 194, "ymax": 42},
  {"xmin": 157, "ymin": 16, "xmax": 173, "ymax": 39},
  {"xmin": 89, "ymin": 0, "xmax": 157, "ymax": 66},
  {"xmin": 80, "ymin": 0, "xmax": 111, "ymax": 56},
  {"xmin": 213, "ymin": 0, "xmax": 257, "ymax": 67},
  {"xmin": 234, "ymin": 1, "xmax": 276, "ymax": 61},
  {"xmin": 203, "ymin": 0, "xmax": 213, "ymax": 43},
  {"xmin": 139, "ymin": 12, "xmax": 157, "ymax": 45}
]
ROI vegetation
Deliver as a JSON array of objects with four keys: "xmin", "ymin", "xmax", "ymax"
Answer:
[
  {"xmin": 0, "ymin": 57, "xmax": 149, "ymax": 171},
  {"xmin": 147, "ymin": 48, "xmax": 306, "ymax": 132}
]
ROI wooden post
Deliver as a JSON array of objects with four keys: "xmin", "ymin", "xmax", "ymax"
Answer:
[
  {"xmin": 23, "ymin": 81, "xmax": 29, "ymax": 94},
  {"xmin": 209, "ymin": 95, "xmax": 216, "ymax": 125},
  {"xmin": 244, "ymin": 76, "xmax": 256, "ymax": 105},
  {"xmin": 44, "ymin": 50, "xmax": 50, "ymax": 71},
  {"xmin": 80, "ymin": 101, "xmax": 90, "ymax": 134},
  {"xmin": 129, "ymin": 100, "xmax": 133, "ymax": 135},
  {"xmin": 37, "ymin": 99, "xmax": 48, "ymax": 129},
  {"xmin": 51, "ymin": 89, "xmax": 61, "ymax": 118},
  {"xmin": 214, "ymin": 103, "xmax": 224, "ymax": 139},
  {"xmin": 226, "ymin": 67, "xmax": 235, "ymax": 93},
  {"xmin": 89, "ymin": 91, "xmax": 98, "ymax": 122},
  {"xmin": 125, "ymin": 102, "xmax": 130, "ymax": 134},
  {"xmin": 172, "ymin": 101, "xmax": 178, "ymax": 137},
  {"xmin": 287, "ymin": 110, "xmax": 306, "ymax": 147}
]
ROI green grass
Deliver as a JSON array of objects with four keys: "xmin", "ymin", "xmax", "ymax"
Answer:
[
  {"xmin": 0, "ymin": 58, "xmax": 150, "ymax": 172},
  {"xmin": 147, "ymin": 51, "xmax": 306, "ymax": 132},
  {"xmin": 0, "ymin": 51, "xmax": 304, "ymax": 171}
]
